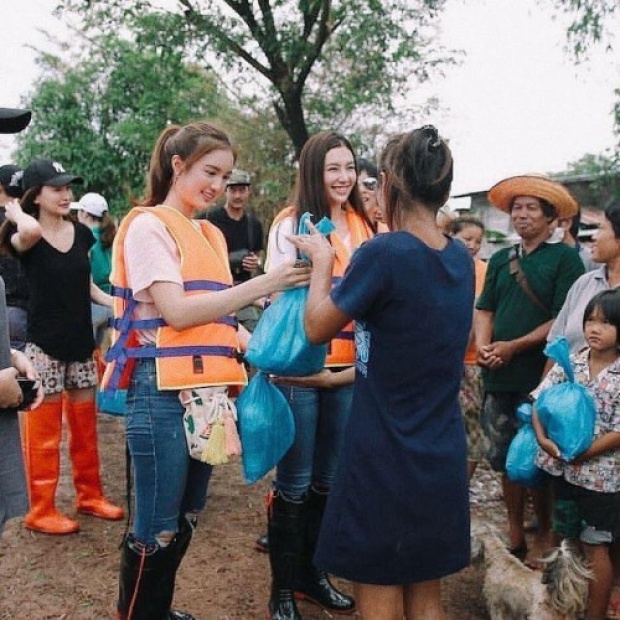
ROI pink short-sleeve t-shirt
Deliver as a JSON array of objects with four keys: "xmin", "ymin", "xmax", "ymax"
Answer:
[{"xmin": 124, "ymin": 212, "xmax": 183, "ymax": 344}]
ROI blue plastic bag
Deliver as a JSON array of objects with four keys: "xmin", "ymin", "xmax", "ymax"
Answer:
[
  {"xmin": 97, "ymin": 388, "xmax": 127, "ymax": 416},
  {"xmin": 535, "ymin": 337, "xmax": 596, "ymax": 461},
  {"xmin": 237, "ymin": 372, "xmax": 295, "ymax": 484},
  {"xmin": 245, "ymin": 213, "xmax": 334, "ymax": 376},
  {"xmin": 506, "ymin": 403, "xmax": 545, "ymax": 487}
]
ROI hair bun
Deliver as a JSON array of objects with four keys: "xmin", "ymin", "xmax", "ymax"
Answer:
[{"xmin": 420, "ymin": 124, "xmax": 441, "ymax": 150}]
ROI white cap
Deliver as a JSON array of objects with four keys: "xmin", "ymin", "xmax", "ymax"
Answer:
[{"xmin": 70, "ymin": 192, "xmax": 108, "ymax": 218}]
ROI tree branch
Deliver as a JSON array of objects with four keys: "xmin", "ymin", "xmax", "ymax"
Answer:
[{"xmin": 179, "ymin": 0, "xmax": 274, "ymax": 81}]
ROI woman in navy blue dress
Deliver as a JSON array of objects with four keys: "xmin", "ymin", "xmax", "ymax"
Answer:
[{"xmin": 290, "ymin": 126, "xmax": 474, "ymax": 618}]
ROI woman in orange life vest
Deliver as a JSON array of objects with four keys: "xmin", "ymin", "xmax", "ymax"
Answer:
[
  {"xmin": 263, "ymin": 131, "xmax": 374, "ymax": 620},
  {"xmin": 105, "ymin": 121, "xmax": 311, "ymax": 620}
]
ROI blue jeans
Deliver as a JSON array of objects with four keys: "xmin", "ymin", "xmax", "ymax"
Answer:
[
  {"xmin": 125, "ymin": 359, "xmax": 212, "ymax": 546},
  {"xmin": 275, "ymin": 383, "xmax": 354, "ymax": 499}
]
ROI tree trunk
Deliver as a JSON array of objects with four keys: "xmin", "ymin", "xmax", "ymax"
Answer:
[{"xmin": 274, "ymin": 88, "xmax": 309, "ymax": 160}]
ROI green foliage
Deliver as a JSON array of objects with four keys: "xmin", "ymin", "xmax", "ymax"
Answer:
[
  {"xmin": 551, "ymin": 0, "xmax": 619, "ymax": 191},
  {"xmin": 562, "ymin": 152, "xmax": 620, "ymax": 203},
  {"xmin": 14, "ymin": 14, "xmax": 261, "ymax": 215},
  {"xmin": 56, "ymin": 0, "xmax": 453, "ymax": 157},
  {"xmin": 551, "ymin": 0, "xmax": 618, "ymax": 58}
]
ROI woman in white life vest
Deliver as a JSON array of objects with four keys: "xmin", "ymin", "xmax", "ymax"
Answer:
[{"xmin": 109, "ymin": 121, "xmax": 310, "ymax": 620}]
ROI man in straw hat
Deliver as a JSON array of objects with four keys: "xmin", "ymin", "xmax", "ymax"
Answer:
[{"xmin": 474, "ymin": 174, "xmax": 585, "ymax": 563}]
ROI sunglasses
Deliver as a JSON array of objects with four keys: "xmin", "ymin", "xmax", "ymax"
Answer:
[{"xmin": 361, "ymin": 177, "xmax": 378, "ymax": 191}]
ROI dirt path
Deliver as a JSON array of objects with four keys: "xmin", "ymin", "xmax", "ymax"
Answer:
[{"xmin": 0, "ymin": 414, "xmax": 500, "ymax": 619}]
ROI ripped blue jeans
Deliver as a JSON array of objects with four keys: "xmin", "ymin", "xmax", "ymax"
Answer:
[{"xmin": 125, "ymin": 358, "xmax": 212, "ymax": 546}]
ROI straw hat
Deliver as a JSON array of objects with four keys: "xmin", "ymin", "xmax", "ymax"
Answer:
[{"xmin": 487, "ymin": 175, "xmax": 579, "ymax": 219}]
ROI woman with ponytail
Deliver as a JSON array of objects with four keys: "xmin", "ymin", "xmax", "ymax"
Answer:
[
  {"xmin": 289, "ymin": 126, "xmax": 473, "ymax": 619},
  {"xmin": 104, "ymin": 121, "xmax": 310, "ymax": 620}
]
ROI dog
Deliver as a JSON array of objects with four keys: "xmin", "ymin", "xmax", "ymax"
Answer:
[{"xmin": 471, "ymin": 523, "xmax": 591, "ymax": 619}]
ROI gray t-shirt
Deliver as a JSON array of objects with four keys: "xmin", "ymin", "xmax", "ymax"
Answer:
[{"xmin": 547, "ymin": 266, "xmax": 612, "ymax": 353}]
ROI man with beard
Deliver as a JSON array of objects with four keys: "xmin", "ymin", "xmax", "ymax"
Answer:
[{"xmin": 475, "ymin": 175, "xmax": 584, "ymax": 566}]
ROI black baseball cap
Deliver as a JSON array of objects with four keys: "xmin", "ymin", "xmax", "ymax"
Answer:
[
  {"xmin": 0, "ymin": 108, "xmax": 31, "ymax": 134},
  {"xmin": 0, "ymin": 165, "xmax": 25, "ymax": 199},
  {"xmin": 22, "ymin": 159, "xmax": 83, "ymax": 191}
]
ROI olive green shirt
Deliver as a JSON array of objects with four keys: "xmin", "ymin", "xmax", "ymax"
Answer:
[{"xmin": 476, "ymin": 242, "xmax": 584, "ymax": 393}]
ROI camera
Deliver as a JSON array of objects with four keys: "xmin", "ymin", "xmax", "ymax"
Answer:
[
  {"xmin": 17, "ymin": 377, "xmax": 39, "ymax": 409},
  {"xmin": 229, "ymin": 248, "xmax": 251, "ymax": 274}
]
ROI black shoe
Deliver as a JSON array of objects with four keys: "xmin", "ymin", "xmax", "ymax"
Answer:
[
  {"xmin": 269, "ymin": 588, "xmax": 301, "ymax": 620},
  {"xmin": 256, "ymin": 532, "xmax": 269, "ymax": 553},
  {"xmin": 168, "ymin": 611, "xmax": 196, "ymax": 620},
  {"xmin": 295, "ymin": 571, "xmax": 355, "ymax": 614}
]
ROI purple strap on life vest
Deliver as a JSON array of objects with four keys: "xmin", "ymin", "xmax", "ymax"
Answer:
[{"xmin": 105, "ymin": 279, "xmax": 239, "ymax": 389}]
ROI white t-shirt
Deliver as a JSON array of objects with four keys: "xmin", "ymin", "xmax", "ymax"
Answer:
[{"xmin": 265, "ymin": 216, "xmax": 297, "ymax": 272}]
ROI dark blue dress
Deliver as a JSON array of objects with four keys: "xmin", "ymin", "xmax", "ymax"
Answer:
[{"xmin": 314, "ymin": 232, "xmax": 474, "ymax": 585}]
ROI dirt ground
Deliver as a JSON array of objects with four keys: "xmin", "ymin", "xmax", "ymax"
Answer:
[{"xmin": 0, "ymin": 413, "xmax": 511, "ymax": 620}]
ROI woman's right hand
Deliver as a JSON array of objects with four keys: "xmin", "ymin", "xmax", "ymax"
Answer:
[
  {"xmin": 539, "ymin": 437, "xmax": 561, "ymax": 460},
  {"xmin": 4, "ymin": 199, "xmax": 23, "ymax": 224},
  {"xmin": 267, "ymin": 260, "xmax": 312, "ymax": 291},
  {"xmin": 288, "ymin": 221, "xmax": 335, "ymax": 266}
]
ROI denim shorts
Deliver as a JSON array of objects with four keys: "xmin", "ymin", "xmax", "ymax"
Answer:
[
  {"xmin": 481, "ymin": 391, "xmax": 530, "ymax": 473},
  {"xmin": 551, "ymin": 477, "xmax": 620, "ymax": 544},
  {"xmin": 125, "ymin": 358, "xmax": 212, "ymax": 545}
]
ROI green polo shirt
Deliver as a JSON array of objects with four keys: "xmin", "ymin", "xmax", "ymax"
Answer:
[{"xmin": 476, "ymin": 242, "xmax": 584, "ymax": 393}]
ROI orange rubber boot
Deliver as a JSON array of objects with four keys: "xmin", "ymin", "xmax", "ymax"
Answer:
[
  {"xmin": 66, "ymin": 400, "xmax": 124, "ymax": 521},
  {"xmin": 22, "ymin": 400, "xmax": 80, "ymax": 535}
]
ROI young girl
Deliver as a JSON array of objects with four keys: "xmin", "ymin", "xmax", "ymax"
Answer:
[
  {"xmin": 103, "ymin": 121, "xmax": 310, "ymax": 619},
  {"xmin": 450, "ymin": 216, "xmax": 487, "ymax": 479},
  {"xmin": 263, "ymin": 131, "xmax": 373, "ymax": 619},
  {"xmin": 532, "ymin": 289, "xmax": 620, "ymax": 620},
  {"xmin": 290, "ymin": 126, "xmax": 473, "ymax": 619},
  {"xmin": 1, "ymin": 159, "xmax": 123, "ymax": 536}
]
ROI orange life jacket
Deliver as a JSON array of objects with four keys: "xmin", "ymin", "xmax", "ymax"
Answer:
[
  {"xmin": 102, "ymin": 205, "xmax": 247, "ymax": 392},
  {"xmin": 267, "ymin": 205, "xmax": 374, "ymax": 367}
]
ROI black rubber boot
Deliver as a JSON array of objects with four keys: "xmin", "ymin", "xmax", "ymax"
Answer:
[
  {"xmin": 294, "ymin": 488, "xmax": 355, "ymax": 615},
  {"xmin": 267, "ymin": 493, "xmax": 304, "ymax": 620},
  {"xmin": 255, "ymin": 532, "xmax": 269, "ymax": 553},
  {"xmin": 162, "ymin": 517, "xmax": 196, "ymax": 620},
  {"xmin": 117, "ymin": 534, "xmax": 196, "ymax": 620}
]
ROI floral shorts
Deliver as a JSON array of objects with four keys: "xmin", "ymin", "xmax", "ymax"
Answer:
[
  {"xmin": 25, "ymin": 343, "xmax": 97, "ymax": 396},
  {"xmin": 458, "ymin": 365, "xmax": 488, "ymax": 462}
]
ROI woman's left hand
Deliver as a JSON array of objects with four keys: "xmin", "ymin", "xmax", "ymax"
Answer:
[{"xmin": 288, "ymin": 221, "xmax": 335, "ymax": 265}]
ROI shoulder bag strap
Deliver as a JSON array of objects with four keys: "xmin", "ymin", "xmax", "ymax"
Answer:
[{"xmin": 508, "ymin": 248, "xmax": 549, "ymax": 314}]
